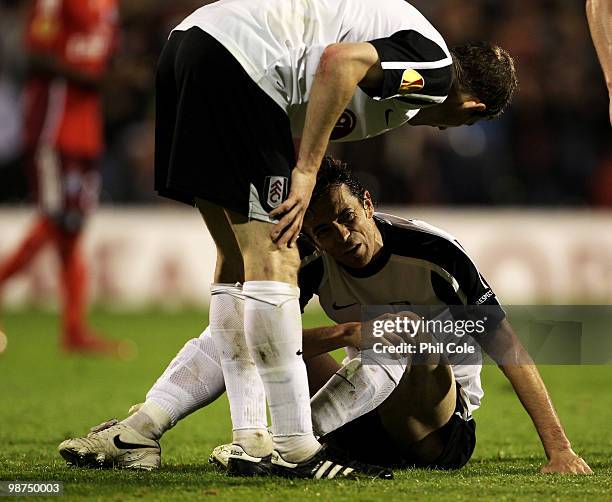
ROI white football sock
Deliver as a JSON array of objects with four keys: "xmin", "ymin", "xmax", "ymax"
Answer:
[
  {"xmin": 122, "ymin": 400, "xmax": 171, "ymax": 440},
  {"xmin": 243, "ymin": 281, "xmax": 320, "ymax": 463},
  {"xmin": 210, "ymin": 283, "xmax": 271, "ymax": 457},
  {"xmin": 132, "ymin": 326, "xmax": 225, "ymax": 439},
  {"xmin": 311, "ymin": 355, "xmax": 406, "ymax": 436}
]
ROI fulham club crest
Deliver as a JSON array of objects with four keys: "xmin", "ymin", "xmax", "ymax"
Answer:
[{"xmin": 264, "ymin": 176, "xmax": 288, "ymax": 209}]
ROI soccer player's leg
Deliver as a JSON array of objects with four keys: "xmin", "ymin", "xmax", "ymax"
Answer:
[
  {"xmin": 310, "ymin": 353, "xmax": 405, "ymax": 438},
  {"xmin": 51, "ymin": 155, "xmax": 122, "ymax": 355},
  {"xmin": 318, "ymin": 363, "xmax": 453, "ymax": 465},
  {"xmin": 376, "ymin": 362, "xmax": 459, "ymax": 466},
  {"xmin": 114, "ymin": 207, "xmax": 245, "ymax": 468},
  {"xmin": 374, "ymin": 327, "xmax": 475, "ymax": 470},
  {"xmin": 321, "ymin": 343, "xmax": 474, "ymax": 470},
  {"xmin": 0, "ymin": 153, "xmax": 55, "ymax": 289},
  {"xmin": 59, "ymin": 326, "xmax": 226, "ymax": 470},
  {"xmin": 223, "ymin": 210, "xmax": 317, "ymax": 467},
  {"xmin": 0, "ymin": 218, "xmax": 54, "ymax": 285},
  {"xmin": 139, "ymin": 326, "xmax": 225, "ymax": 441},
  {"xmin": 305, "ymin": 353, "xmax": 342, "ymax": 396},
  {"xmin": 196, "ymin": 200, "xmax": 273, "ymax": 476}
]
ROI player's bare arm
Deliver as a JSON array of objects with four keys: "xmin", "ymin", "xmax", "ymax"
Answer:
[
  {"xmin": 302, "ymin": 315, "xmax": 416, "ymax": 361},
  {"xmin": 302, "ymin": 324, "xmax": 359, "ymax": 359},
  {"xmin": 586, "ymin": 0, "xmax": 612, "ymax": 124},
  {"xmin": 270, "ymin": 42, "xmax": 381, "ymax": 247},
  {"xmin": 478, "ymin": 319, "xmax": 593, "ymax": 475}
]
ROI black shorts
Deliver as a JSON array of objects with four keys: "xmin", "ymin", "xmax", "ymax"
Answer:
[
  {"xmin": 321, "ymin": 382, "xmax": 476, "ymax": 470},
  {"xmin": 154, "ymin": 27, "xmax": 295, "ymax": 220}
]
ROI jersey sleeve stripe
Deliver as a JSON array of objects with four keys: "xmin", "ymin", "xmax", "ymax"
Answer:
[
  {"xmin": 381, "ymin": 57, "xmax": 452, "ymax": 70},
  {"xmin": 367, "ymin": 30, "xmax": 452, "ymax": 100}
]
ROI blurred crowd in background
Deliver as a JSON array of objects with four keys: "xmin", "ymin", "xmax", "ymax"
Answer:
[{"xmin": 0, "ymin": 0, "xmax": 610, "ymax": 207}]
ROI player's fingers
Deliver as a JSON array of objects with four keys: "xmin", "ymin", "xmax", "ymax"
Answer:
[
  {"xmin": 540, "ymin": 462, "xmax": 557, "ymax": 474},
  {"xmin": 277, "ymin": 215, "xmax": 303, "ymax": 248},
  {"xmin": 269, "ymin": 198, "xmax": 295, "ymax": 219},
  {"xmin": 289, "ymin": 214, "xmax": 305, "ymax": 248},
  {"xmin": 574, "ymin": 465, "xmax": 588, "ymax": 474},
  {"xmin": 270, "ymin": 191, "xmax": 301, "ymax": 218},
  {"xmin": 578, "ymin": 460, "xmax": 593, "ymax": 474},
  {"xmin": 271, "ymin": 204, "xmax": 300, "ymax": 241},
  {"xmin": 276, "ymin": 222, "xmax": 295, "ymax": 247}
]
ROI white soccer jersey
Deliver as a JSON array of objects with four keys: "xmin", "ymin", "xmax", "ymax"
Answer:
[
  {"xmin": 297, "ymin": 214, "xmax": 507, "ymax": 412},
  {"xmin": 172, "ymin": 0, "xmax": 453, "ymax": 142}
]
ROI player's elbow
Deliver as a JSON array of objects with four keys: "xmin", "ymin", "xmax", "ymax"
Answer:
[
  {"xmin": 319, "ymin": 44, "xmax": 351, "ymax": 74},
  {"xmin": 319, "ymin": 43, "xmax": 376, "ymax": 83}
]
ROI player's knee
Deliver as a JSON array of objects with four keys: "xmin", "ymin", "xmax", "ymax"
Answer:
[
  {"xmin": 243, "ymin": 245, "xmax": 300, "ymax": 283},
  {"xmin": 407, "ymin": 362, "xmax": 453, "ymax": 385},
  {"xmin": 268, "ymin": 248, "xmax": 300, "ymax": 282}
]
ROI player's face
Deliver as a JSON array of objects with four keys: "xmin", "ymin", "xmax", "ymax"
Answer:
[
  {"xmin": 433, "ymin": 106, "xmax": 483, "ymax": 129},
  {"xmin": 412, "ymin": 88, "xmax": 488, "ymax": 129},
  {"xmin": 303, "ymin": 185, "xmax": 383, "ymax": 268}
]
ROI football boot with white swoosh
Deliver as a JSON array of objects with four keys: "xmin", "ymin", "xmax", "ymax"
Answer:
[{"xmin": 58, "ymin": 419, "xmax": 161, "ymax": 470}]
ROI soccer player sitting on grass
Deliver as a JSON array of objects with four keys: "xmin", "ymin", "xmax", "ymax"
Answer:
[{"xmin": 59, "ymin": 158, "xmax": 592, "ymax": 476}]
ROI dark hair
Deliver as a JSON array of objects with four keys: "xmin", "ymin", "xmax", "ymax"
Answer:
[
  {"xmin": 450, "ymin": 41, "xmax": 518, "ymax": 118},
  {"xmin": 310, "ymin": 156, "xmax": 368, "ymax": 206}
]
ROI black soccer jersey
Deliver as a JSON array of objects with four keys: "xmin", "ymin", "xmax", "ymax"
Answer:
[{"xmin": 298, "ymin": 213, "xmax": 506, "ymax": 410}]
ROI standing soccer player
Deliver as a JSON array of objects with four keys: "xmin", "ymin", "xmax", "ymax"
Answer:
[
  {"xmin": 154, "ymin": 0, "xmax": 516, "ymax": 479},
  {"xmin": 0, "ymin": 0, "xmax": 119, "ymax": 354}
]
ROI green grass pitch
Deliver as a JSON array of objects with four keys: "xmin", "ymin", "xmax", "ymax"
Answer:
[{"xmin": 0, "ymin": 309, "xmax": 610, "ymax": 501}]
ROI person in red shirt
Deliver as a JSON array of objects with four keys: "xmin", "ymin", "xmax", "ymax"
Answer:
[{"xmin": 0, "ymin": 0, "xmax": 120, "ymax": 354}]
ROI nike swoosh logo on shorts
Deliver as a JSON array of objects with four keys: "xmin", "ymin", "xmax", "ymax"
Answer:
[
  {"xmin": 113, "ymin": 435, "xmax": 153, "ymax": 450},
  {"xmin": 332, "ymin": 302, "xmax": 358, "ymax": 310}
]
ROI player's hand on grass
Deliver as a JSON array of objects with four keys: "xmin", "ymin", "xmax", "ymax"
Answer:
[
  {"xmin": 540, "ymin": 448, "xmax": 593, "ymax": 474},
  {"xmin": 270, "ymin": 167, "xmax": 317, "ymax": 248}
]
